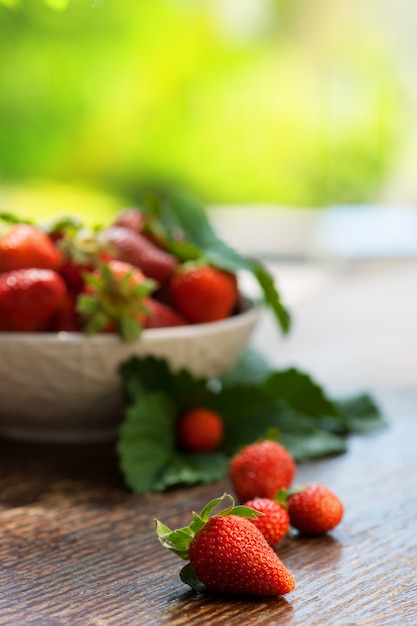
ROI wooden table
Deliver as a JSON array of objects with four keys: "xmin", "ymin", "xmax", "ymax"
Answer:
[{"xmin": 1, "ymin": 260, "xmax": 416, "ymax": 625}]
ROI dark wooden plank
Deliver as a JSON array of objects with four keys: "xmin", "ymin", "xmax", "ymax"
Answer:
[{"xmin": 0, "ymin": 389, "xmax": 416, "ymax": 625}]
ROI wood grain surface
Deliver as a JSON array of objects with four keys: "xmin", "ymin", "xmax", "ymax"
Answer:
[{"xmin": 0, "ymin": 388, "xmax": 416, "ymax": 626}]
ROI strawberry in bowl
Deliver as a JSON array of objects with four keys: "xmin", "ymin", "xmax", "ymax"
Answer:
[{"xmin": 0, "ymin": 194, "xmax": 289, "ymax": 442}]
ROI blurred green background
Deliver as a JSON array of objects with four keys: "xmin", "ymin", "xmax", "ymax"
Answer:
[{"xmin": 0, "ymin": 0, "xmax": 412, "ymax": 221}]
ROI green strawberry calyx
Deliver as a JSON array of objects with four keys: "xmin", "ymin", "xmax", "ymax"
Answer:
[
  {"xmin": 77, "ymin": 263, "xmax": 156, "ymax": 341},
  {"xmin": 155, "ymin": 492, "xmax": 262, "ymax": 561},
  {"xmin": 273, "ymin": 487, "xmax": 290, "ymax": 510}
]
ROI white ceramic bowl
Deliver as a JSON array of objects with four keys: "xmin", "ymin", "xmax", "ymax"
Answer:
[{"xmin": 0, "ymin": 297, "xmax": 261, "ymax": 443}]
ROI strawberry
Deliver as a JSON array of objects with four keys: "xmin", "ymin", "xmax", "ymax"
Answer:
[
  {"xmin": 230, "ymin": 439, "xmax": 296, "ymax": 503},
  {"xmin": 98, "ymin": 225, "xmax": 178, "ymax": 285},
  {"xmin": 57, "ymin": 227, "xmax": 115, "ymax": 296},
  {"xmin": 0, "ymin": 223, "xmax": 62, "ymax": 273},
  {"xmin": 287, "ymin": 483, "xmax": 344, "ymax": 536},
  {"xmin": 243, "ymin": 495, "xmax": 290, "ymax": 546},
  {"xmin": 169, "ymin": 264, "xmax": 239, "ymax": 324},
  {"xmin": 0, "ymin": 268, "xmax": 68, "ymax": 332},
  {"xmin": 113, "ymin": 207, "xmax": 148, "ymax": 234},
  {"xmin": 77, "ymin": 259, "xmax": 155, "ymax": 341},
  {"xmin": 156, "ymin": 493, "xmax": 295, "ymax": 597},
  {"xmin": 177, "ymin": 407, "xmax": 224, "ymax": 452},
  {"xmin": 143, "ymin": 298, "xmax": 188, "ymax": 329},
  {"xmin": 51, "ymin": 292, "xmax": 82, "ymax": 332},
  {"xmin": 113, "ymin": 207, "xmax": 185, "ymax": 250}
]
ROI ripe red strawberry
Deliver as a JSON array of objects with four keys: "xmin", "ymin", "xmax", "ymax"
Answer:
[
  {"xmin": 230, "ymin": 439, "xmax": 296, "ymax": 503},
  {"xmin": 0, "ymin": 268, "xmax": 68, "ymax": 332},
  {"xmin": 57, "ymin": 227, "xmax": 115, "ymax": 296},
  {"xmin": 0, "ymin": 223, "xmax": 62, "ymax": 272},
  {"xmin": 143, "ymin": 298, "xmax": 187, "ymax": 329},
  {"xmin": 243, "ymin": 496, "xmax": 290, "ymax": 546},
  {"xmin": 113, "ymin": 207, "xmax": 148, "ymax": 233},
  {"xmin": 98, "ymin": 225, "xmax": 178, "ymax": 285},
  {"xmin": 77, "ymin": 259, "xmax": 155, "ymax": 341},
  {"xmin": 177, "ymin": 407, "xmax": 224, "ymax": 452},
  {"xmin": 156, "ymin": 494, "xmax": 295, "ymax": 597},
  {"xmin": 51, "ymin": 292, "xmax": 82, "ymax": 332},
  {"xmin": 287, "ymin": 483, "xmax": 344, "ymax": 536},
  {"xmin": 169, "ymin": 265, "xmax": 239, "ymax": 324}
]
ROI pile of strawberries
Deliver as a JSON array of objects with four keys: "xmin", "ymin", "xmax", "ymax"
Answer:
[
  {"xmin": 0, "ymin": 208, "xmax": 240, "ymax": 338},
  {"xmin": 157, "ymin": 438, "xmax": 344, "ymax": 598}
]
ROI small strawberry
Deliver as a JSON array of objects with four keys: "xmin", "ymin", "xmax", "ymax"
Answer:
[
  {"xmin": 98, "ymin": 225, "xmax": 178, "ymax": 285},
  {"xmin": 0, "ymin": 223, "xmax": 62, "ymax": 273},
  {"xmin": 177, "ymin": 407, "xmax": 224, "ymax": 452},
  {"xmin": 243, "ymin": 495, "xmax": 290, "ymax": 546},
  {"xmin": 143, "ymin": 298, "xmax": 188, "ymax": 329},
  {"xmin": 0, "ymin": 268, "xmax": 68, "ymax": 332},
  {"xmin": 156, "ymin": 493, "xmax": 295, "ymax": 597},
  {"xmin": 169, "ymin": 264, "xmax": 239, "ymax": 324},
  {"xmin": 77, "ymin": 259, "xmax": 155, "ymax": 341},
  {"xmin": 287, "ymin": 483, "xmax": 344, "ymax": 536},
  {"xmin": 230, "ymin": 439, "xmax": 296, "ymax": 503}
]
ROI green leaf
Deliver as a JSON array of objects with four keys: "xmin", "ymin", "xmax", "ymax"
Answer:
[
  {"xmin": 118, "ymin": 315, "xmax": 142, "ymax": 342},
  {"xmin": 220, "ymin": 348, "xmax": 275, "ymax": 388},
  {"xmin": 334, "ymin": 393, "xmax": 386, "ymax": 432},
  {"xmin": 264, "ymin": 368, "xmax": 340, "ymax": 419},
  {"xmin": 199, "ymin": 493, "xmax": 232, "ymax": 521},
  {"xmin": 156, "ymin": 524, "xmax": 195, "ymax": 560},
  {"xmin": 211, "ymin": 385, "xmax": 278, "ymax": 455},
  {"xmin": 279, "ymin": 429, "xmax": 348, "ymax": 462},
  {"xmin": 120, "ymin": 355, "xmax": 213, "ymax": 407},
  {"xmin": 149, "ymin": 190, "xmax": 290, "ymax": 334},
  {"xmin": 230, "ymin": 505, "xmax": 263, "ymax": 519},
  {"xmin": 251, "ymin": 262, "xmax": 291, "ymax": 334},
  {"xmin": 117, "ymin": 354, "xmax": 385, "ymax": 492},
  {"xmin": 152, "ymin": 452, "xmax": 228, "ymax": 492},
  {"xmin": 117, "ymin": 393, "xmax": 176, "ymax": 493},
  {"xmin": 180, "ymin": 563, "xmax": 208, "ymax": 593}
]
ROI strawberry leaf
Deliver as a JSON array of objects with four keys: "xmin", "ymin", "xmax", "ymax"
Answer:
[
  {"xmin": 117, "ymin": 352, "xmax": 384, "ymax": 492},
  {"xmin": 145, "ymin": 190, "xmax": 291, "ymax": 334},
  {"xmin": 263, "ymin": 368, "xmax": 340, "ymax": 419},
  {"xmin": 180, "ymin": 563, "xmax": 208, "ymax": 592},
  {"xmin": 152, "ymin": 452, "xmax": 228, "ymax": 492},
  {"xmin": 117, "ymin": 393, "xmax": 177, "ymax": 493},
  {"xmin": 155, "ymin": 522, "xmax": 195, "ymax": 560}
]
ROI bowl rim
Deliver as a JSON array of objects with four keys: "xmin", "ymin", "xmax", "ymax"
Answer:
[{"xmin": 0, "ymin": 295, "xmax": 262, "ymax": 344}]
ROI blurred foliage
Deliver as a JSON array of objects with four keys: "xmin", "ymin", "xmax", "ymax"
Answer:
[{"xmin": 0, "ymin": 0, "xmax": 407, "ymax": 207}]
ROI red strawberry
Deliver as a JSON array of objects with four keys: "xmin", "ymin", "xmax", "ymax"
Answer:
[
  {"xmin": 98, "ymin": 225, "xmax": 178, "ymax": 285},
  {"xmin": 243, "ymin": 496, "xmax": 290, "ymax": 546},
  {"xmin": 113, "ymin": 207, "xmax": 184, "ymax": 250},
  {"xmin": 0, "ymin": 223, "xmax": 62, "ymax": 272},
  {"xmin": 113, "ymin": 207, "xmax": 148, "ymax": 233},
  {"xmin": 230, "ymin": 439, "xmax": 296, "ymax": 503},
  {"xmin": 169, "ymin": 265, "xmax": 239, "ymax": 324},
  {"xmin": 156, "ymin": 494, "xmax": 295, "ymax": 597},
  {"xmin": 51, "ymin": 292, "xmax": 82, "ymax": 332},
  {"xmin": 143, "ymin": 298, "xmax": 188, "ymax": 329},
  {"xmin": 77, "ymin": 259, "xmax": 155, "ymax": 341},
  {"xmin": 177, "ymin": 407, "xmax": 223, "ymax": 452},
  {"xmin": 287, "ymin": 483, "xmax": 344, "ymax": 536},
  {"xmin": 0, "ymin": 268, "xmax": 68, "ymax": 332},
  {"xmin": 57, "ymin": 227, "xmax": 115, "ymax": 296}
]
